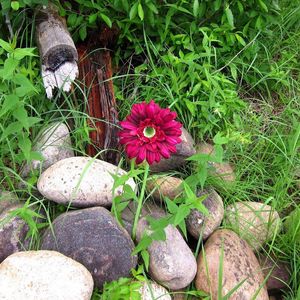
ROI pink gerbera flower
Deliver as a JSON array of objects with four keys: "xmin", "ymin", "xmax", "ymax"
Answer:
[{"xmin": 119, "ymin": 100, "xmax": 182, "ymax": 165}]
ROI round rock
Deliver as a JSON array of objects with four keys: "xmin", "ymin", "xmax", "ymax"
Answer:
[
  {"xmin": 195, "ymin": 229, "xmax": 268, "ymax": 300},
  {"xmin": 41, "ymin": 207, "xmax": 137, "ymax": 288},
  {"xmin": 257, "ymin": 254, "xmax": 290, "ymax": 292},
  {"xmin": 147, "ymin": 176, "xmax": 183, "ymax": 201},
  {"xmin": 136, "ymin": 218, "xmax": 197, "ymax": 290},
  {"xmin": 0, "ymin": 250, "xmax": 93, "ymax": 300},
  {"xmin": 37, "ymin": 156, "xmax": 136, "ymax": 207},
  {"xmin": 139, "ymin": 281, "xmax": 171, "ymax": 300},
  {"xmin": 0, "ymin": 193, "xmax": 34, "ymax": 263},
  {"xmin": 225, "ymin": 201, "xmax": 281, "ymax": 250},
  {"xmin": 150, "ymin": 128, "xmax": 196, "ymax": 172},
  {"xmin": 186, "ymin": 188, "xmax": 224, "ymax": 240},
  {"xmin": 196, "ymin": 143, "xmax": 235, "ymax": 182},
  {"xmin": 21, "ymin": 122, "xmax": 74, "ymax": 178}
]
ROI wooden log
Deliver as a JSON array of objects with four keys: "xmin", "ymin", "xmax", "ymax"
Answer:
[
  {"xmin": 36, "ymin": 5, "xmax": 78, "ymax": 98},
  {"xmin": 77, "ymin": 26, "xmax": 120, "ymax": 164}
]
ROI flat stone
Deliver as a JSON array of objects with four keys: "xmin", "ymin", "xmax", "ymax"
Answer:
[
  {"xmin": 139, "ymin": 281, "xmax": 171, "ymax": 300},
  {"xmin": 0, "ymin": 250, "xmax": 93, "ymax": 300},
  {"xmin": 21, "ymin": 122, "xmax": 74, "ymax": 178},
  {"xmin": 196, "ymin": 143, "xmax": 235, "ymax": 182},
  {"xmin": 195, "ymin": 229, "xmax": 268, "ymax": 300},
  {"xmin": 257, "ymin": 254, "xmax": 290, "ymax": 292},
  {"xmin": 150, "ymin": 128, "xmax": 196, "ymax": 172},
  {"xmin": 41, "ymin": 207, "xmax": 137, "ymax": 288},
  {"xmin": 136, "ymin": 217, "xmax": 197, "ymax": 290},
  {"xmin": 37, "ymin": 156, "xmax": 136, "ymax": 207},
  {"xmin": 147, "ymin": 176, "xmax": 183, "ymax": 201},
  {"xmin": 225, "ymin": 201, "xmax": 281, "ymax": 250},
  {"xmin": 186, "ymin": 188, "xmax": 224, "ymax": 240}
]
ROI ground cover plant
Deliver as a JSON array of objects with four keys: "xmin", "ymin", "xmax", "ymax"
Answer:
[{"xmin": 0, "ymin": 0, "xmax": 299, "ymax": 299}]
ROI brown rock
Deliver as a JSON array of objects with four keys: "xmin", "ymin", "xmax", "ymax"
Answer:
[
  {"xmin": 186, "ymin": 188, "xmax": 224, "ymax": 240},
  {"xmin": 150, "ymin": 128, "xmax": 196, "ymax": 172},
  {"xmin": 195, "ymin": 229, "xmax": 268, "ymax": 300},
  {"xmin": 147, "ymin": 176, "xmax": 183, "ymax": 201},
  {"xmin": 257, "ymin": 254, "xmax": 290, "ymax": 292},
  {"xmin": 225, "ymin": 202, "xmax": 281, "ymax": 250},
  {"xmin": 196, "ymin": 143, "xmax": 235, "ymax": 182}
]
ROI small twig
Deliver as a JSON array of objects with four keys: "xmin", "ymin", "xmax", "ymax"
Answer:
[{"xmin": 5, "ymin": 13, "xmax": 14, "ymax": 40}]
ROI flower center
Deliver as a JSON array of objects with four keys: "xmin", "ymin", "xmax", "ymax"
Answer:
[{"xmin": 143, "ymin": 126, "xmax": 156, "ymax": 138}]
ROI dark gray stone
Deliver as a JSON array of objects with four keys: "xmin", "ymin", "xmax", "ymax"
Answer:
[{"xmin": 41, "ymin": 207, "xmax": 137, "ymax": 288}]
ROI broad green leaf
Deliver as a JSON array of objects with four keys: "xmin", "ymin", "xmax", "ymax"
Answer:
[
  {"xmin": 198, "ymin": 164, "xmax": 208, "ymax": 188},
  {"xmin": 0, "ymin": 122, "xmax": 23, "ymax": 141},
  {"xmin": 174, "ymin": 205, "xmax": 190, "ymax": 226},
  {"xmin": 141, "ymin": 250, "xmax": 149, "ymax": 271},
  {"xmin": 0, "ymin": 39, "xmax": 13, "ymax": 52},
  {"xmin": 129, "ymin": 2, "xmax": 138, "ymax": 20},
  {"xmin": 79, "ymin": 25, "xmax": 87, "ymax": 41},
  {"xmin": 258, "ymin": 0, "xmax": 268, "ymax": 12},
  {"xmin": 13, "ymin": 106, "xmax": 29, "ymax": 131},
  {"xmin": 11, "ymin": 1, "xmax": 19, "ymax": 10},
  {"xmin": 235, "ymin": 33, "xmax": 246, "ymax": 46},
  {"xmin": 0, "ymin": 94, "xmax": 19, "ymax": 117},
  {"xmin": 193, "ymin": 0, "xmax": 199, "ymax": 17},
  {"xmin": 2, "ymin": 58, "xmax": 19, "ymax": 79},
  {"xmin": 146, "ymin": 2, "xmax": 158, "ymax": 14},
  {"xmin": 18, "ymin": 136, "xmax": 32, "ymax": 161},
  {"xmin": 165, "ymin": 197, "xmax": 178, "ymax": 214},
  {"xmin": 225, "ymin": 6, "xmax": 234, "ymax": 28},
  {"xmin": 138, "ymin": 3, "xmax": 144, "ymax": 21},
  {"xmin": 100, "ymin": 13, "xmax": 112, "ymax": 28},
  {"xmin": 213, "ymin": 132, "xmax": 229, "ymax": 145},
  {"xmin": 88, "ymin": 13, "xmax": 98, "ymax": 24},
  {"xmin": 67, "ymin": 14, "xmax": 77, "ymax": 27},
  {"xmin": 13, "ymin": 47, "xmax": 36, "ymax": 60}
]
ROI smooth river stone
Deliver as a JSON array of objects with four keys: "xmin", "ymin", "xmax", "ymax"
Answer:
[
  {"xmin": 136, "ymin": 217, "xmax": 197, "ymax": 290},
  {"xmin": 41, "ymin": 207, "xmax": 137, "ymax": 288},
  {"xmin": 0, "ymin": 250, "xmax": 93, "ymax": 300},
  {"xmin": 196, "ymin": 143, "xmax": 235, "ymax": 182},
  {"xmin": 225, "ymin": 201, "xmax": 281, "ymax": 250},
  {"xmin": 186, "ymin": 188, "xmax": 224, "ymax": 240},
  {"xmin": 37, "ymin": 156, "xmax": 136, "ymax": 207},
  {"xmin": 195, "ymin": 229, "xmax": 268, "ymax": 300},
  {"xmin": 150, "ymin": 128, "xmax": 196, "ymax": 172},
  {"xmin": 21, "ymin": 122, "xmax": 74, "ymax": 178},
  {"xmin": 147, "ymin": 176, "xmax": 183, "ymax": 201}
]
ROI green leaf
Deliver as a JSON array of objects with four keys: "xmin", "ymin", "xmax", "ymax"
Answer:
[
  {"xmin": 174, "ymin": 205, "xmax": 190, "ymax": 226},
  {"xmin": 0, "ymin": 122, "xmax": 23, "ymax": 141},
  {"xmin": 141, "ymin": 250, "xmax": 149, "ymax": 271},
  {"xmin": 193, "ymin": 0, "xmax": 199, "ymax": 17},
  {"xmin": 0, "ymin": 39, "xmax": 13, "ymax": 52},
  {"xmin": 18, "ymin": 136, "xmax": 32, "ymax": 161},
  {"xmin": 198, "ymin": 164, "xmax": 208, "ymax": 188},
  {"xmin": 258, "ymin": 0, "xmax": 268, "ymax": 12},
  {"xmin": 129, "ymin": 2, "xmax": 138, "ymax": 20},
  {"xmin": 235, "ymin": 33, "xmax": 246, "ymax": 46},
  {"xmin": 13, "ymin": 106, "xmax": 29, "ymax": 131},
  {"xmin": 137, "ymin": 3, "xmax": 144, "ymax": 21},
  {"xmin": 1, "ymin": 58, "xmax": 19, "ymax": 79},
  {"xmin": 11, "ymin": 1, "xmax": 19, "ymax": 10},
  {"xmin": 79, "ymin": 25, "xmax": 87, "ymax": 41},
  {"xmin": 213, "ymin": 132, "xmax": 229, "ymax": 145},
  {"xmin": 165, "ymin": 197, "xmax": 178, "ymax": 214},
  {"xmin": 13, "ymin": 47, "xmax": 36, "ymax": 60},
  {"xmin": 225, "ymin": 6, "xmax": 234, "ymax": 28},
  {"xmin": 0, "ymin": 94, "xmax": 19, "ymax": 117},
  {"xmin": 100, "ymin": 13, "xmax": 112, "ymax": 28},
  {"xmin": 67, "ymin": 14, "xmax": 77, "ymax": 27},
  {"xmin": 88, "ymin": 13, "xmax": 98, "ymax": 24}
]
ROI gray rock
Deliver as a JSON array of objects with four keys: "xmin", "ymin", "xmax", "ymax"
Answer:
[
  {"xmin": 0, "ymin": 190, "xmax": 19, "ymax": 213},
  {"xmin": 196, "ymin": 143, "xmax": 235, "ymax": 182},
  {"xmin": 257, "ymin": 254, "xmax": 290, "ymax": 292},
  {"xmin": 139, "ymin": 281, "xmax": 171, "ymax": 300},
  {"xmin": 186, "ymin": 188, "xmax": 224, "ymax": 240},
  {"xmin": 41, "ymin": 207, "xmax": 137, "ymax": 288},
  {"xmin": 150, "ymin": 128, "xmax": 196, "ymax": 172},
  {"xmin": 147, "ymin": 176, "xmax": 183, "ymax": 201},
  {"xmin": 21, "ymin": 122, "xmax": 74, "ymax": 178},
  {"xmin": 136, "ymin": 217, "xmax": 197, "ymax": 290},
  {"xmin": 121, "ymin": 201, "xmax": 166, "ymax": 236},
  {"xmin": 195, "ymin": 229, "xmax": 268, "ymax": 300},
  {"xmin": 225, "ymin": 201, "xmax": 281, "ymax": 250},
  {"xmin": 37, "ymin": 156, "xmax": 136, "ymax": 207},
  {"xmin": 0, "ymin": 250, "xmax": 93, "ymax": 300}
]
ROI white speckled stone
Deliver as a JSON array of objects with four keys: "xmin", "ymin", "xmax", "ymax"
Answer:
[
  {"xmin": 37, "ymin": 156, "xmax": 136, "ymax": 207},
  {"xmin": 0, "ymin": 250, "xmax": 93, "ymax": 300},
  {"xmin": 21, "ymin": 122, "xmax": 74, "ymax": 178},
  {"xmin": 139, "ymin": 281, "xmax": 171, "ymax": 300}
]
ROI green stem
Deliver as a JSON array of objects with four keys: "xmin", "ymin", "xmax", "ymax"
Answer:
[{"xmin": 132, "ymin": 163, "xmax": 149, "ymax": 240}]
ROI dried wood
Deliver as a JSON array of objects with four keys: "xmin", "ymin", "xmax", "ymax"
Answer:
[
  {"xmin": 78, "ymin": 26, "xmax": 119, "ymax": 164},
  {"xmin": 36, "ymin": 5, "xmax": 78, "ymax": 98}
]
